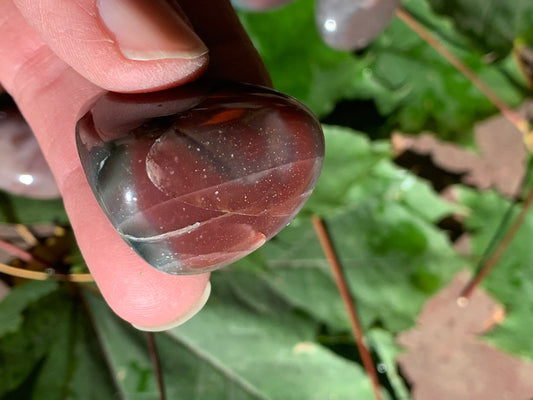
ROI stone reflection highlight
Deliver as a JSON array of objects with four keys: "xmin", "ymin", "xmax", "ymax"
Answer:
[{"xmin": 76, "ymin": 81, "xmax": 324, "ymax": 274}]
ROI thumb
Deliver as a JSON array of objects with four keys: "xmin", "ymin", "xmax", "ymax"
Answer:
[
  {"xmin": 12, "ymin": 0, "xmax": 209, "ymax": 92},
  {"xmin": 0, "ymin": 0, "xmax": 211, "ymax": 330}
]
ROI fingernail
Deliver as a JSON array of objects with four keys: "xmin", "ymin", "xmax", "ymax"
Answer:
[
  {"xmin": 132, "ymin": 282, "xmax": 211, "ymax": 332},
  {"xmin": 97, "ymin": 0, "xmax": 208, "ymax": 61}
]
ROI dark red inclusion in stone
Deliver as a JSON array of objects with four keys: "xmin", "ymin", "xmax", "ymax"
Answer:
[{"xmin": 76, "ymin": 81, "xmax": 324, "ymax": 274}]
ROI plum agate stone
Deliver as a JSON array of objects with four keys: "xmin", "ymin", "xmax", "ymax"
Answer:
[
  {"xmin": 0, "ymin": 93, "xmax": 60, "ymax": 199},
  {"xmin": 76, "ymin": 81, "xmax": 324, "ymax": 274},
  {"xmin": 316, "ymin": 0, "xmax": 401, "ymax": 51}
]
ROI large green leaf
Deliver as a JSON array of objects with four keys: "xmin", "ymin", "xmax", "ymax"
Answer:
[
  {"xmin": 238, "ymin": 0, "xmax": 527, "ymax": 139},
  {"xmin": 0, "ymin": 274, "xmax": 376, "ymax": 400},
  {"xmin": 0, "ymin": 285, "xmax": 116, "ymax": 399},
  {"xmin": 261, "ymin": 201, "xmax": 462, "ymax": 334},
  {"xmin": 253, "ymin": 126, "xmax": 462, "ymax": 334},
  {"xmin": 168, "ymin": 271, "xmax": 375, "ymax": 400},
  {"xmin": 0, "ymin": 280, "xmax": 58, "ymax": 338},
  {"xmin": 427, "ymin": 0, "xmax": 533, "ymax": 58},
  {"xmin": 84, "ymin": 270, "xmax": 376, "ymax": 400},
  {"xmin": 304, "ymin": 125, "xmax": 455, "ymax": 220},
  {"xmin": 367, "ymin": 0, "xmax": 526, "ymax": 139},
  {"xmin": 457, "ymin": 186, "xmax": 533, "ymax": 359}
]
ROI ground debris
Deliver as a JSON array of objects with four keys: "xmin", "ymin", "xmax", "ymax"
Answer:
[
  {"xmin": 393, "ymin": 101, "xmax": 533, "ymax": 198},
  {"xmin": 397, "ymin": 271, "xmax": 533, "ymax": 400}
]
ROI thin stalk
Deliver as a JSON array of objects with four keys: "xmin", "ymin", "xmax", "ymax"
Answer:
[
  {"xmin": 458, "ymin": 184, "xmax": 533, "ymax": 303},
  {"xmin": 395, "ymin": 7, "xmax": 532, "ymax": 150},
  {"xmin": 0, "ymin": 237, "xmax": 49, "ymax": 269},
  {"xmin": 395, "ymin": 6, "xmax": 533, "ymax": 305},
  {"xmin": 312, "ymin": 216, "xmax": 383, "ymax": 400},
  {"xmin": 14, "ymin": 224, "xmax": 39, "ymax": 246},
  {"xmin": 146, "ymin": 333, "xmax": 166, "ymax": 400},
  {"xmin": 0, "ymin": 262, "xmax": 93, "ymax": 282},
  {"xmin": 462, "ymin": 163, "xmax": 533, "ymax": 299}
]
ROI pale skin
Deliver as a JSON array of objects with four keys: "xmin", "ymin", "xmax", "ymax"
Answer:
[{"xmin": 0, "ymin": 0, "xmax": 271, "ymax": 330}]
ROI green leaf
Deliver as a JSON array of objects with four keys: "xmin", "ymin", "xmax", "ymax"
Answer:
[
  {"xmin": 304, "ymin": 125, "xmax": 455, "ymax": 220},
  {"xmin": 367, "ymin": 0, "xmax": 526, "ymax": 139},
  {"xmin": 0, "ymin": 191, "xmax": 68, "ymax": 225},
  {"xmin": 239, "ymin": 0, "xmax": 527, "ymax": 140},
  {"xmin": 264, "ymin": 205, "xmax": 462, "ymax": 334},
  {"xmin": 0, "ymin": 285, "xmax": 116, "ymax": 399},
  {"xmin": 0, "ymin": 280, "xmax": 58, "ymax": 338},
  {"xmin": 237, "ymin": 0, "xmax": 376, "ymax": 118},
  {"xmin": 263, "ymin": 126, "xmax": 462, "ymax": 334},
  {"xmin": 84, "ymin": 271, "xmax": 376, "ymax": 400},
  {"xmin": 456, "ymin": 186, "xmax": 533, "ymax": 359},
  {"xmin": 368, "ymin": 329, "xmax": 411, "ymax": 400},
  {"xmin": 302, "ymin": 125, "xmax": 390, "ymax": 216},
  {"xmin": 427, "ymin": 0, "xmax": 533, "ymax": 58},
  {"xmin": 0, "ymin": 260, "xmax": 376, "ymax": 399}
]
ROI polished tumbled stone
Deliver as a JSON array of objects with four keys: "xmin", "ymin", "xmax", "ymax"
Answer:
[
  {"xmin": 0, "ymin": 92, "xmax": 60, "ymax": 199},
  {"xmin": 77, "ymin": 81, "xmax": 324, "ymax": 274},
  {"xmin": 316, "ymin": 0, "xmax": 401, "ymax": 51}
]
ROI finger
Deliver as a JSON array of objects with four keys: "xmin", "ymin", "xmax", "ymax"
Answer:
[
  {"xmin": 0, "ymin": 0, "xmax": 271, "ymax": 329},
  {"xmin": 0, "ymin": 1, "xmax": 210, "ymax": 329},
  {"xmin": 12, "ymin": 0, "xmax": 271, "ymax": 91},
  {"xmin": 12, "ymin": 0, "xmax": 209, "ymax": 92}
]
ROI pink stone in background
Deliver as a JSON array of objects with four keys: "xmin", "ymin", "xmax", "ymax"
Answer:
[
  {"xmin": 77, "ymin": 81, "xmax": 324, "ymax": 274},
  {"xmin": 231, "ymin": 0, "xmax": 296, "ymax": 11},
  {"xmin": 316, "ymin": 0, "xmax": 401, "ymax": 51},
  {"xmin": 0, "ymin": 93, "xmax": 60, "ymax": 199}
]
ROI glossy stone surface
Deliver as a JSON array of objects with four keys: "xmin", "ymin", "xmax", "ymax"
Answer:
[
  {"xmin": 76, "ymin": 81, "xmax": 324, "ymax": 274},
  {"xmin": 0, "ymin": 92, "xmax": 60, "ymax": 199},
  {"xmin": 231, "ymin": 0, "xmax": 296, "ymax": 11},
  {"xmin": 316, "ymin": 0, "xmax": 401, "ymax": 51}
]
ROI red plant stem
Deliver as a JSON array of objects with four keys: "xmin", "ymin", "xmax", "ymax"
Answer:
[
  {"xmin": 0, "ymin": 237, "xmax": 49, "ymax": 269},
  {"xmin": 459, "ymin": 184, "xmax": 533, "ymax": 302},
  {"xmin": 396, "ymin": 6, "xmax": 533, "ymax": 304},
  {"xmin": 395, "ymin": 7, "xmax": 531, "ymax": 149},
  {"xmin": 146, "ymin": 333, "xmax": 166, "ymax": 400},
  {"xmin": 312, "ymin": 216, "xmax": 383, "ymax": 400}
]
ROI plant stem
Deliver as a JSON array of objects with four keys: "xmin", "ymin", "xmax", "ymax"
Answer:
[
  {"xmin": 146, "ymin": 333, "xmax": 166, "ymax": 400},
  {"xmin": 0, "ymin": 237, "xmax": 49, "ymax": 269},
  {"xmin": 14, "ymin": 224, "xmax": 38, "ymax": 246},
  {"xmin": 312, "ymin": 216, "xmax": 383, "ymax": 400},
  {"xmin": 396, "ymin": 6, "xmax": 533, "ymax": 305},
  {"xmin": 0, "ymin": 262, "xmax": 93, "ymax": 282},
  {"xmin": 395, "ymin": 7, "xmax": 532, "ymax": 150},
  {"xmin": 459, "ymin": 183, "xmax": 533, "ymax": 303}
]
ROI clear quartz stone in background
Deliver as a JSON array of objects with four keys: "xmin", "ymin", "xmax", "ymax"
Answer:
[
  {"xmin": 0, "ymin": 92, "xmax": 60, "ymax": 199},
  {"xmin": 76, "ymin": 81, "xmax": 324, "ymax": 275},
  {"xmin": 315, "ymin": 0, "xmax": 401, "ymax": 51}
]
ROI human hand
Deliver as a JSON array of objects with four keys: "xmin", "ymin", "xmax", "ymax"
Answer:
[{"xmin": 0, "ymin": 0, "xmax": 269, "ymax": 330}]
